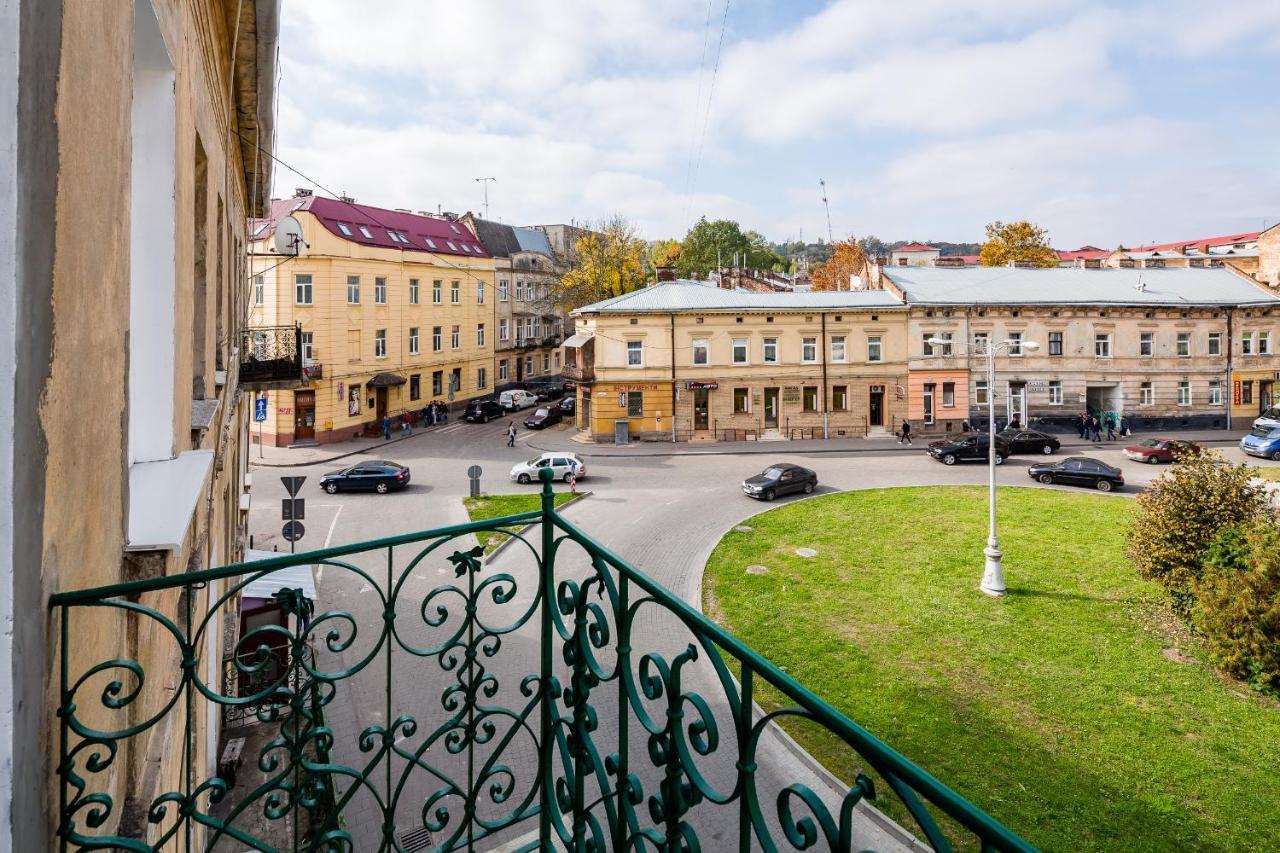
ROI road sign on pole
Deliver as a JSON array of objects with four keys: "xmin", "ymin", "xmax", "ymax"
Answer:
[
  {"xmin": 282, "ymin": 521, "xmax": 305, "ymax": 542},
  {"xmin": 282, "ymin": 498, "xmax": 305, "ymax": 521},
  {"xmin": 467, "ymin": 464, "xmax": 483, "ymax": 498},
  {"xmin": 281, "ymin": 475, "xmax": 306, "ymax": 497},
  {"xmin": 254, "ymin": 396, "xmax": 268, "ymax": 422}
]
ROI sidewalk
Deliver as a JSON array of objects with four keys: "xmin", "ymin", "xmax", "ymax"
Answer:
[{"xmin": 249, "ymin": 421, "xmax": 457, "ymax": 467}]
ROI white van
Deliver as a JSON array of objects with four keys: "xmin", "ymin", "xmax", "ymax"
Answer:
[
  {"xmin": 1253, "ymin": 407, "xmax": 1280, "ymax": 431},
  {"xmin": 499, "ymin": 389, "xmax": 538, "ymax": 411}
]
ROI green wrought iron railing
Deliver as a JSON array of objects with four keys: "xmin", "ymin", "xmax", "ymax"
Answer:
[{"xmin": 52, "ymin": 469, "xmax": 1033, "ymax": 852}]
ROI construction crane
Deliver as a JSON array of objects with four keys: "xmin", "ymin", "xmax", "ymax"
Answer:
[{"xmin": 819, "ymin": 178, "xmax": 834, "ymax": 244}]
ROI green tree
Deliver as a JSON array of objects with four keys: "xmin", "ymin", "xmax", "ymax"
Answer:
[
  {"xmin": 978, "ymin": 220, "xmax": 1059, "ymax": 268},
  {"xmin": 553, "ymin": 215, "xmax": 649, "ymax": 308},
  {"xmin": 1196, "ymin": 522, "xmax": 1280, "ymax": 695},
  {"xmin": 677, "ymin": 218, "xmax": 782, "ymax": 278},
  {"xmin": 1128, "ymin": 451, "xmax": 1271, "ymax": 618}
]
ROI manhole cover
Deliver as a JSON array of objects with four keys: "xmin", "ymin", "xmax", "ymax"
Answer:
[
  {"xmin": 745, "ymin": 565, "xmax": 769, "ymax": 575},
  {"xmin": 795, "ymin": 548, "xmax": 818, "ymax": 558},
  {"xmin": 734, "ymin": 525, "xmax": 753, "ymax": 532},
  {"xmin": 397, "ymin": 826, "xmax": 434, "ymax": 851}
]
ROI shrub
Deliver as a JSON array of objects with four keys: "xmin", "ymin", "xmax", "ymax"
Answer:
[
  {"xmin": 1128, "ymin": 452, "xmax": 1270, "ymax": 619},
  {"xmin": 1195, "ymin": 523, "xmax": 1280, "ymax": 695}
]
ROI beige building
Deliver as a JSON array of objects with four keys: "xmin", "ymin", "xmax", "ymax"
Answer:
[
  {"xmin": 0, "ymin": 0, "xmax": 279, "ymax": 846},
  {"xmin": 462, "ymin": 215, "xmax": 569, "ymax": 387},
  {"xmin": 249, "ymin": 193, "xmax": 496, "ymax": 444},
  {"xmin": 878, "ymin": 265, "xmax": 1280, "ymax": 434},
  {"xmin": 889, "ymin": 243, "xmax": 941, "ymax": 267},
  {"xmin": 567, "ymin": 280, "xmax": 909, "ymax": 442}
]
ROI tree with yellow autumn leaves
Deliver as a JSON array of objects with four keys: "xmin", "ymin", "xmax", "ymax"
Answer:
[
  {"xmin": 978, "ymin": 220, "xmax": 1059, "ymax": 268},
  {"xmin": 810, "ymin": 238, "xmax": 868, "ymax": 291},
  {"xmin": 552, "ymin": 215, "xmax": 649, "ymax": 308}
]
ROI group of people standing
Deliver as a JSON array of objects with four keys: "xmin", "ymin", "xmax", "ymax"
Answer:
[
  {"xmin": 1079, "ymin": 411, "xmax": 1127, "ymax": 443},
  {"xmin": 380, "ymin": 401, "xmax": 452, "ymax": 440}
]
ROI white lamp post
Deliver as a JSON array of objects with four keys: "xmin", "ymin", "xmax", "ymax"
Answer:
[{"xmin": 926, "ymin": 336, "xmax": 1039, "ymax": 596}]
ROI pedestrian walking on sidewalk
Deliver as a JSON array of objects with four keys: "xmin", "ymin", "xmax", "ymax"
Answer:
[
  {"xmin": 1090, "ymin": 415, "xmax": 1102, "ymax": 443},
  {"xmin": 1079, "ymin": 412, "xmax": 1089, "ymax": 438},
  {"xmin": 899, "ymin": 419, "xmax": 912, "ymax": 445},
  {"xmin": 1105, "ymin": 413, "xmax": 1117, "ymax": 441},
  {"xmin": 506, "ymin": 422, "xmax": 516, "ymax": 448},
  {"xmin": 403, "ymin": 411, "xmax": 413, "ymax": 435},
  {"xmin": 382, "ymin": 414, "xmax": 391, "ymax": 441}
]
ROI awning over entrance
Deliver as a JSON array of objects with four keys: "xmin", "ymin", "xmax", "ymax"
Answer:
[
  {"xmin": 562, "ymin": 333, "xmax": 592, "ymax": 348},
  {"xmin": 368, "ymin": 373, "xmax": 407, "ymax": 387},
  {"xmin": 241, "ymin": 550, "xmax": 317, "ymax": 601}
]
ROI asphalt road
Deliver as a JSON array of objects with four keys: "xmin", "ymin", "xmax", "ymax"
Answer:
[{"xmin": 241, "ymin": 423, "xmax": 1270, "ymax": 848}]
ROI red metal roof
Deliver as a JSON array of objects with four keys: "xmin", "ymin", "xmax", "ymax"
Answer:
[
  {"xmin": 896, "ymin": 243, "xmax": 938, "ymax": 252},
  {"xmin": 254, "ymin": 195, "xmax": 490, "ymax": 258},
  {"xmin": 1057, "ymin": 247, "xmax": 1111, "ymax": 261},
  {"xmin": 1128, "ymin": 231, "xmax": 1260, "ymax": 253}
]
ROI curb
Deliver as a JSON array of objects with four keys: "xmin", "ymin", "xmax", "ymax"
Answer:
[
  {"xmin": 475, "ymin": 491, "xmax": 593, "ymax": 564},
  {"xmin": 250, "ymin": 423, "xmax": 459, "ymax": 468}
]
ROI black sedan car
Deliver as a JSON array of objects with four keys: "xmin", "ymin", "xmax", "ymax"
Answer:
[
  {"xmin": 535, "ymin": 385, "xmax": 566, "ymax": 402},
  {"xmin": 320, "ymin": 461, "xmax": 410, "ymax": 494},
  {"xmin": 559, "ymin": 397, "xmax": 576, "ymax": 415},
  {"xmin": 1027, "ymin": 456, "xmax": 1124, "ymax": 492},
  {"xmin": 524, "ymin": 406, "xmax": 562, "ymax": 429},
  {"xmin": 742, "ymin": 463, "xmax": 818, "ymax": 501},
  {"xmin": 464, "ymin": 399, "xmax": 504, "ymax": 423},
  {"xmin": 997, "ymin": 428, "xmax": 1061, "ymax": 456},
  {"xmin": 926, "ymin": 433, "xmax": 1012, "ymax": 465}
]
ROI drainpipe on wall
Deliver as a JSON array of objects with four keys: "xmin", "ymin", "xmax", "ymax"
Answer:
[
  {"xmin": 670, "ymin": 313, "xmax": 677, "ymax": 442},
  {"xmin": 1226, "ymin": 308, "xmax": 1234, "ymax": 432},
  {"xmin": 821, "ymin": 313, "xmax": 829, "ymax": 439}
]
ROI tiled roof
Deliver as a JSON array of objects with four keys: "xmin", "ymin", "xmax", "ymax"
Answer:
[
  {"xmin": 1129, "ymin": 231, "xmax": 1260, "ymax": 253},
  {"xmin": 1057, "ymin": 247, "xmax": 1111, "ymax": 261},
  {"xmin": 883, "ymin": 266, "xmax": 1279, "ymax": 306},
  {"xmin": 255, "ymin": 196, "xmax": 489, "ymax": 258},
  {"xmin": 573, "ymin": 279, "xmax": 905, "ymax": 314},
  {"xmin": 895, "ymin": 243, "xmax": 937, "ymax": 252}
]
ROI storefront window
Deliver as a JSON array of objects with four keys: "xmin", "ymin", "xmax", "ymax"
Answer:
[
  {"xmin": 733, "ymin": 388, "xmax": 749, "ymax": 414},
  {"xmin": 627, "ymin": 391, "xmax": 644, "ymax": 418},
  {"xmin": 802, "ymin": 386, "xmax": 817, "ymax": 412},
  {"xmin": 832, "ymin": 386, "xmax": 847, "ymax": 411}
]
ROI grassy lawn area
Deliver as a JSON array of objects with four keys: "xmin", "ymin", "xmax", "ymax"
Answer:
[
  {"xmin": 1249, "ymin": 465, "xmax": 1280, "ymax": 481},
  {"xmin": 462, "ymin": 492, "xmax": 574, "ymax": 552},
  {"xmin": 703, "ymin": 486, "xmax": 1280, "ymax": 852}
]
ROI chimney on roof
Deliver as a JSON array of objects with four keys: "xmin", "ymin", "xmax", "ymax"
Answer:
[
  {"xmin": 294, "ymin": 188, "xmax": 313, "ymax": 198},
  {"xmin": 339, "ymin": 193, "xmax": 355, "ymax": 204},
  {"xmin": 442, "ymin": 212, "xmax": 459, "ymax": 221},
  {"xmin": 1200, "ymin": 242, "xmax": 1211, "ymax": 255}
]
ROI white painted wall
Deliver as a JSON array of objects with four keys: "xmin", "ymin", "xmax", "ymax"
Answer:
[{"xmin": 128, "ymin": 0, "xmax": 177, "ymax": 464}]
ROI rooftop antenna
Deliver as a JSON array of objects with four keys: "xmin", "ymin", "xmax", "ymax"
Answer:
[
  {"xmin": 819, "ymin": 179, "xmax": 834, "ymax": 244},
  {"xmin": 475, "ymin": 177, "xmax": 496, "ymax": 220}
]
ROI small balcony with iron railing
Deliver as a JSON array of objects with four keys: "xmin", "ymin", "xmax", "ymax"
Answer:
[
  {"xmin": 51, "ymin": 470, "xmax": 1030, "ymax": 852},
  {"xmin": 240, "ymin": 325, "xmax": 304, "ymax": 389}
]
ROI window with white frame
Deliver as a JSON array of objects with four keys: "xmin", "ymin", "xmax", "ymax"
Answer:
[
  {"xmin": 432, "ymin": 326, "xmax": 442, "ymax": 351},
  {"xmin": 1094, "ymin": 333, "xmax": 1111, "ymax": 358},
  {"xmin": 515, "ymin": 281, "xmax": 525, "ymax": 301},
  {"xmin": 942, "ymin": 382, "xmax": 955, "ymax": 408},
  {"xmin": 451, "ymin": 325, "xmax": 460, "ymax": 348},
  {"xmin": 374, "ymin": 329, "xmax": 386, "ymax": 358},
  {"xmin": 1261, "ymin": 331, "xmax": 1271, "ymax": 355},
  {"xmin": 409, "ymin": 278, "xmax": 419, "ymax": 304},
  {"xmin": 732, "ymin": 338, "xmax": 748, "ymax": 364},
  {"xmin": 1048, "ymin": 380, "xmax": 1062, "ymax": 405},
  {"xmin": 433, "ymin": 280, "xmax": 442, "ymax": 303},
  {"xmin": 347, "ymin": 275, "xmax": 360, "ymax": 304},
  {"xmin": 477, "ymin": 367, "xmax": 487, "ymax": 390},
  {"xmin": 554, "ymin": 350, "xmax": 561, "ymax": 369},
  {"xmin": 867, "ymin": 335, "xmax": 882, "ymax": 363},
  {"xmin": 253, "ymin": 274, "xmax": 264, "ymax": 305},
  {"xmin": 295, "ymin": 273, "xmax": 313, "ymax": 304},
  {"xmin": 1242, "ymin": 332, "xmax": 1253, "ymax": 355},
  {"xmin": 374, "ymin": 277, "xmax": 387, "ymax": 304},
  {"xmin": 499, "ymin": 318, "xmax": 509, "ymax": 341},
  {"xmin": 477, "ymin": 282, "xmax": 485, "ymax": 304},
  {"xmin": 409, "ymin": 327, "xmax": 419, "ymax": 355},
  {"xmin": 1140, "ymin": 381, "xmax": 1153, "ymax": 406},
  {"xmin": 1208, "ymin": 332, "xmax": 1222, "ymax": 355},
  {"xmin": 450, "ymin": 281, "xmax": 460, "ymax": 304},
  {"xmin": 830, "ymin": 335, "xmax": 847, "ymax": 362},
  {"xmin": 498, "ymin": 359, "xmax": 508, "ymax": 381},
  {"xmin": 499, "ymin": 280, "xmax": 509, "ymax": 301},
  {"xmin": 972, "ymin": 332, "xmax": 989, "ymax": 354},
  {"xmin": 1007, "ymin": 332, "xmax": 1023, "ymax": 355},
  {"xmin": 975, "ymin": 380, "xmax": 989, "ymax": 405},
  {"xmin": 1178, "ymin": 380, "xmax": 1191, "ymax": 406},
  {"xmin": 301, "ymin": 332, "xmax": 313, "ymax": 361},
  {"xmin": 1209, "ymin": 380, "xmax": 1223, "ymax": 405},
  {"xmin": 923, "ymin": 331, "xmax": 952, "ymax": 356},
  {"xmin": 1176, "ymin": 332, "xmax": 1190, "ymax": 357},
  {"xmin": 1140, "ymin": 332, "xmax": 1154, "ymax": 357},
  {"xmin": 627, "ymin": 340, "xmax": 643, "ymax": 367},
  {"xmin": 477, "ymin": 323, "xmax": 486, "ymax": 347},
  {"xmin": 543, "ymin": 353, "xmax": 551, "ymax": 372},
  {"xmin": 762, "ymin": 337, "xmax": 778, "ymax": 364},
  {"xmin": 801, "ymin": 337, "xmax": 817, "ymax": 363},
  {"xmin": 692, "ymin": 338, "xmax": 709, "ymax": 366}
]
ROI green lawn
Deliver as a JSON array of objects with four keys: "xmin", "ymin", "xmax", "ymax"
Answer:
[
  {"xmin": 1249, "ymin": 465, "xmax": 1280, "ymax": 481},
  {"xmin": 703, "ymin": 486, "xmax": 1280, "ymax": 852},
  {"xmin": 462, "ymin": 492, "xmax": 574, "ymax": 553}
]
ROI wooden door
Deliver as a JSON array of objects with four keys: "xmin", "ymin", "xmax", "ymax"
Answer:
[{"xmin": 294, "ymin": 390, "xmax": 316, "ymax": 440}]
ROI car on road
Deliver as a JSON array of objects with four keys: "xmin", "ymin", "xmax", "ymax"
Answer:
[
  {"xmin": 499, "ymin": 389, "xmax": 539, "ymax": 411},
  {"xmin": 997, "ymin": 428, "xmax": 1061, "ymax": 455},
  {"xmin": 1027, "ymin": 456, "xmax": 1124, "ymax": 492},
  {"xmin": 320, "ymin": 461, "xmax": 410, "ymax": 494},
  {"xmin": 535, "ymin": 385, "xmax": 566, "ymax": 402},
  {"xmin": 741, "ymin": 463, "xmax": 818, "ymax": 501},
  {"xmin": 926, "ymin": 433, "xmax": 1012, "ymax": 466},
  {"xmin": 510, "ymin": 453, "xmax": 585, "ymax": 484},
  {"xmin": 524, "ymin": 406, "xmax": 562, "ymax": 429},
  {"xmin": 559, "ymin": 397, "xmax": 576, "ymax": 415},
  {"xmin": 463, "ymin": 399, "xmax": 504, "ymax": 423},
  {"xmin": 1240, "ymin": 426, "xmax": 1280, "ymax": 460},
  {"xmin": 1123, "ymin": 437, "xmax": 1201, "ymax": 464},
  {"xmin": 1253, "ymin": 406, "xmax": 1280, "ymax": 431}
]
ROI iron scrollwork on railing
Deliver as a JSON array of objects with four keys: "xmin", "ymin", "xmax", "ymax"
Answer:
[
  {"xmin": 52, "ymin": 470, "xmax": 1032, "ymax": 852},
  {"xmin": 240, "ymin": 325, "xmax": 303, "ymax": 386}
]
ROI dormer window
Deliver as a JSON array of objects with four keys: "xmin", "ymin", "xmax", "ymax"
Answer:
[
  {"xmin": 358, "ymin": 226, "xmax": 373, "ymax": 239},
  {"xmin": 450, "ymin": 224, "xmax": 462, "ymax": 234},
  {"xmin": 446, "ymin": 241, "xmax": 458, "ymax": 251},
  {"xmin": 459, "ymin": 243, "xmax": 471, "ymax": 253},
  {"xmin": 337, "ymin": 223, "xmax": 352, "ymax": 236},
  {"xmin": 424, "ymin": 238, "xmax": 438, "ymax": 249}
]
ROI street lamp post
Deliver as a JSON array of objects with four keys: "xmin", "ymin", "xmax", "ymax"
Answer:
[{"xmin": 926, "ymin": 336, "xmax": 1039, "ymax": 596}]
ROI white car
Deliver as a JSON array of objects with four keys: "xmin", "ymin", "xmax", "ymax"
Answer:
[
  {"xmin": 500, "ymin": 389, "xmax": 539, "ymax": 411},
  {"xmin": 1254, "ymin": 406, "xmax": 1280, "ymax": 431},
  {"xmin": 510, "ymin": 453, "xmax": 585, "ymax": 485}
]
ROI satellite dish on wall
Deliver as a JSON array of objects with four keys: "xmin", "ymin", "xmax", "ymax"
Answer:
[{"xmin": 274, "ymin": 216, "xmax": 306, "ymax": 256}]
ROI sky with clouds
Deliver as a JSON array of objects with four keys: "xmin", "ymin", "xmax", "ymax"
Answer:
[{"xmin": 274, "ymin": 0, "xmax": 1280, "ymax": 249}]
